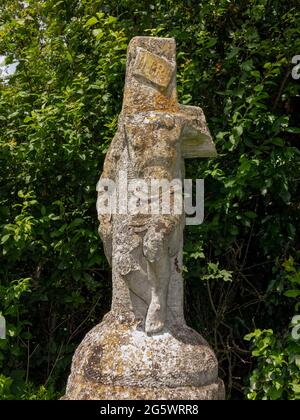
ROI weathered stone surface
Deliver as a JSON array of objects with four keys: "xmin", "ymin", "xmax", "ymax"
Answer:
[
  {"xmin": 63, "ymin": 316, "xmax": 224, "ymax": 400},
  {"xmin": 133, "ymin": 48, "xmax": 175, "ymax": 91},
  {"xmin": 63, "ymin": 36, "xmax": 224, "ymax": 400}
]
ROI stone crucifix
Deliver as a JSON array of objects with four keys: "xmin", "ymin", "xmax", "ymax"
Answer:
[
  {"xmin": 63, "ymin": 37, "xmax": 224, "ymax": 400},
  {"xmin": 97, "ymin": 36, "xmax": 216, "ymax": 334}
]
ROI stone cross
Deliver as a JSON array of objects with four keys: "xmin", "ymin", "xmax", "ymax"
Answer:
[
  {"xmin": 63, "ymin": 37, "xmax": 224, "ymax": 400},
  {"xmin": 98, "ymin": 36, "xmax": 216, "ymax": 334}
]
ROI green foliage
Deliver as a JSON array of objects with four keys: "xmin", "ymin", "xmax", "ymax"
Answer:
[
  {"xmin": 245, "ymin": 327, "xmax": 300, "ymax": 400},
  {"xmin": 202, "ymin": 262, "xmax": 233, "ymax": 282},
  {"xmin": 0, "ymin": 374, "xmax": 59, "ymax": 400},
  {"xmin": 0, "ymin": 0, "xmax": 299, "ymax": 399},
  {"xmin": 245, "ymin": 257, "xmax": 300, "ymax": 399}
]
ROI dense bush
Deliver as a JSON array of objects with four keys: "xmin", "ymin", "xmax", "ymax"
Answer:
[{"xmin": 0, "ymin": 0, "xmax": 299, "ymax": 399}]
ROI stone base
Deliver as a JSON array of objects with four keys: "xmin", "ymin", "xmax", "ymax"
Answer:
[
  {"xmin": 63, "ymin": 381, "xmax": 224, "ymax": 400},
  {"xmin": 63, "ymin": 313, "xmax": 225, "ymax": 400}
]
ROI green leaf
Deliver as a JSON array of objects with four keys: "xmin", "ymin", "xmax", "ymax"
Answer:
[
  {"xmin": 291, "ymin": 383, "xmax": 300, "ymax": 394},
  {"xmin": 286, "ymin": 127, "xmax": 300, "ymax": 134},
  {"xmin": 284, "ymin": 290, "xmax": 300, "ymax": 298},
  {"xmin": 244, "ymin": 211, "xmax": 257, "ymax": 219},
  {"xmin": 1, "ymin": 234, "xmax": 10, "ymax": 244},
  {"xmin": 86, "ymin": 17, "xmax": 98, "ymax": 26},
  {"xmin": 271, "ymin": 137, "xmax": 284, "ymax": 146},
  {"xmin": 241, "ymin": 60, "xmax": 253, "ymax": 72},
  {"xmin": 233, "ymin": 125, "xmax": 243, "ymax": 137},
  {"xmin": 92, "ymin": 29, "xmax": 103, "ymax": 39},
  {"xmin": 295, "ymin": 355, "xmax": 300, "ymax": 369},
  {"xmin": 229, "ymin": 225, "xmax": 239, "ymax": 235}
]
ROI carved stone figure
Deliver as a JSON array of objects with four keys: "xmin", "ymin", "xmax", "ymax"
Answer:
[{"xmin": 63, "ymin": 36, "xmax": 224, "ymax": 400}]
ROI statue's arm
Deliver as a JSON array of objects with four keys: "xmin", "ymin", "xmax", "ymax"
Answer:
[
  {"xmin": 97, "ymin": 125, "xmax": 125, "ymax": 265},
  {"xmin": 143, "ymin": 214, "xmax": 182, "ymax": 262},
  {"xmin": 101, "ymin": 124, "xmax": 124, "ymax": 179}
]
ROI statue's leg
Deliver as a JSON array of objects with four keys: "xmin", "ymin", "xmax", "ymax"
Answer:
[{"xmin": 145, "ymin": 243, "xmax": 170, "ymax": 334}]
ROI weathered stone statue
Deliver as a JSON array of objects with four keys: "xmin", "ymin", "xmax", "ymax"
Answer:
[{"xmin": 63, "ymin": 37, "xmax": 224, "ymax": 400}]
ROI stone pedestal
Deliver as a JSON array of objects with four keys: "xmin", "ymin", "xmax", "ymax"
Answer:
[{"xmin": 63, "ymin": 313, "xmax": 224, "ymax": 400}]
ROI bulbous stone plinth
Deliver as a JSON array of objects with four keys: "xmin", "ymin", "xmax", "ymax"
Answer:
[{"xmin": 63, "ymin": 313, "xmax": 224, "ymax": 400}]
